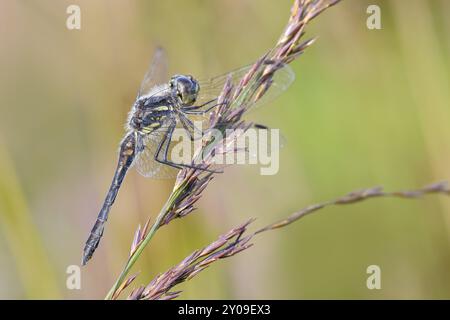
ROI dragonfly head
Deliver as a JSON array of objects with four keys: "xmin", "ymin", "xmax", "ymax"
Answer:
[{"xmin": 169, "ymin": 75, "xmax": 199, "ymax": 105}]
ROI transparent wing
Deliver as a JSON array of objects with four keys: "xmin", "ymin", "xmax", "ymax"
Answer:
[
  {"xmin": 193, "ymin": 62, "xmax": 295, "ymax": 119},
  {"xmin": 202, "ymin": 124, "xmax": 286, "ymax": 170},
  {"xmin": 137, "ymin": 47, "xmax": 169, "ymax": 98},
  {"xmin": 133, "ymin": 128, "xmax": 178, "ymax": 179}
]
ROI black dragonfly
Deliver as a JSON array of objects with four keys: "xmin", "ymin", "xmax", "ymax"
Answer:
[{"xmin": 82, "ymin": 48, "xmax": 294, "ymax": 265}]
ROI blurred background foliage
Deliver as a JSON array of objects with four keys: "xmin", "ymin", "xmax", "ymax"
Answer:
[{"xmin": 0, "ymin": 0, "xmax": 449, "ymax": 299}]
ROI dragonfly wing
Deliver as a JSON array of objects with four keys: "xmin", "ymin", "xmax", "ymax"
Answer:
[
  {"xmin": 196, "ymin": 62, "xmax": 295, "ymax": 114},
  {"xmin": 137, "ymin": 47, "xmax": 169, "ymax": 98},
  {"xmin": 251, "ymin": 63, "xmax": 295, "ymax": 110},
  {"xmin": 204, "ymin": 124, "xmax": 286, "ymax": 166},
  {"xmin": 134, "ymin": 128, "xmax": 178, "ymax": 179}
]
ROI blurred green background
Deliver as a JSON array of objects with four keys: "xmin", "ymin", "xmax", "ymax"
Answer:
[{"xmin": 0, "ymin": 0, "xmax": 449, "ymax": 299}]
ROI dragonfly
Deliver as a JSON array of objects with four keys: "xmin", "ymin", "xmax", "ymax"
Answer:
[{"xmin": 82, "ymin": 48, "xmax": 295, "ymax": 265}]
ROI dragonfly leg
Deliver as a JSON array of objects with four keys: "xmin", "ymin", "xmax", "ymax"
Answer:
[
  {"xmin": 177, "ymin": 112, "xmax": 203, "ymax": 140},
  {"xmin": 154, "ymin": 119, "xmax": 222, "ymax": 173},
  {"xmin": 153, "ymin": 121, "xmax": 182, "ymax": 170},
  {"xmin": 181, "ymin": 99, "xmax": 225, "ymax": 115},
  {"xmin": 182, "ymin": 98, "xmax": 216, "ymax": 110}
]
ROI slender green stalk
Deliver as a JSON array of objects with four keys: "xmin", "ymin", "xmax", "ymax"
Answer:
[{"xmin": 106, "ymin": 180, "xmax": 188, "ymax": 299}]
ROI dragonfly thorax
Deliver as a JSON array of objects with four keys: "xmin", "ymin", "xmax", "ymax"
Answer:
[
  {"xmin": 129, "ymin": 100, "xmax": 174, "ymax": 132},
  {"xmin": 128, "ymin": 75, "xmax": 200, "ymax": 132}
]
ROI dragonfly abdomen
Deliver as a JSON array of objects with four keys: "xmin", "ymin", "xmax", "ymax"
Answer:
[{"xmin": 82, "ymin": 133, "xmax": 136, "ymax": 265}]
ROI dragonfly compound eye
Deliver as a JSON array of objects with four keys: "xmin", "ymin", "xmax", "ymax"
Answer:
[{"xmin": 175, "ymin": 75, "xmax": 199, "ymax": 105}]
